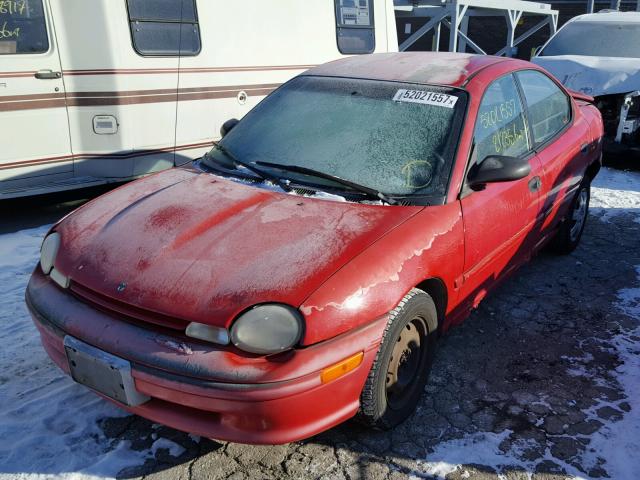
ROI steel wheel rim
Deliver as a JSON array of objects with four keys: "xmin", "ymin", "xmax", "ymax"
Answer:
[
  {"xmin": 385, "ymin": 317, "xmax": 427, "ymax": 410},
  {"xmin": 570, "ymin": 189, "xmax": 588, "ymax": 242}
]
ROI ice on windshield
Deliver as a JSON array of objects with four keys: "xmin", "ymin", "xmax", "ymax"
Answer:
[
  {"xmin": 214, "ymin": 76, "xmax": 466, "ymax": 198},
  {"xmin": 541, "ymin": 22, "xmax": 640, "ymax": 58}
]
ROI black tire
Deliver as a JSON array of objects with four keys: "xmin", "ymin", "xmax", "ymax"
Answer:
[
  {"xmin": 549, "ymin": 178, "xmax": 590, "ymax": 255},
  {"xmin": 358, "ymin": 289, "xmax": 438, "ymax": 429}
]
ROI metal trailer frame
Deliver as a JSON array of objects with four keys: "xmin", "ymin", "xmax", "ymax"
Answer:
[
  {"xmin": 395, "ymin": 0, "xmax": 559, "ymax": 57},
  {"xmin": 586, "ymin": 0, "xmax": 640, "ymax": 12}
]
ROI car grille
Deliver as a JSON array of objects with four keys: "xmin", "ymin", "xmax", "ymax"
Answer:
[{"xmin": 69, "ymin": 281, "xmax": 190, "ymax": 332}]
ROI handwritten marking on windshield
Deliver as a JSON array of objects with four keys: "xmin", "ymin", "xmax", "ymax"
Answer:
[{"xmin": 402, "ymin": 160, "xmax": 433, "ymax": 189}]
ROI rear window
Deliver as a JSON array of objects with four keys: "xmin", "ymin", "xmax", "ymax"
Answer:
[
  {"xmin": 0, "ymin": 0, "xmax": 48, "ymax": 55},
  {"xmin": 541, "ymin": 21, "xmax": 640, "ymax": 58},
  {"xmin": 127, "ymin": 0, "xmax": 201, "ymax": 56}
]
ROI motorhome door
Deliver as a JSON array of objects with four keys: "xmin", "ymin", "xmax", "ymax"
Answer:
[{"xmin": 0, "ymin": 0, "xmax": 73, "ymax": 195}]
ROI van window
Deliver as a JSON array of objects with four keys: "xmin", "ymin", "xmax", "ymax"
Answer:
[
  {"xmin": 335, "ymin": 0, "xmax": 375, "ymax": 54},
  {"xmin": 516, "ymin": 70, "xmax": 571, "ymax": 146},
  {"xmin": 474, "ymin": 75, "xmax": 530, "ymax": 163},
  {"xmin": 0, "ymin": 0, "xmax": 49, "ymax": 55},
  {"xmin": 127, "ymin": 0, "xmax": 200, "ymax": 56}
]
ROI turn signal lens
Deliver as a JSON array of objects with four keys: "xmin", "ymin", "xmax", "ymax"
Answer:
[
  {"xmin": 320, "ymin": 352, "xmax": 364, "ymax": 384},
  {"xmin": 185, "ymin": 322, "xmax": 230, "ymax": 345}
]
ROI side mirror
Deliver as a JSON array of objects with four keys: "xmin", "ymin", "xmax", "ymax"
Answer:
[
  {"xmin": 531, "ymin": 46, "xmax": 542, "ymax": 59},
  {"xmin": 220, "ymin": 118, "xmax": 239, "ymax": 138},
  {"xmin": 467, "ymin": 155, "xmax": 531, "ymax": 189}
]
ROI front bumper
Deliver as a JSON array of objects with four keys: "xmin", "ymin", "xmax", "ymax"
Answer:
[{"xmin": 26, "ymin": 269, "xmax": 388, "ymax": 444}]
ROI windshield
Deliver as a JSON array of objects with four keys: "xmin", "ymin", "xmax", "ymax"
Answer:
[
  {"xmin": 541, "ymin": 21, "xmax": 640, "ymax": 58},
  {"xmin": 205, "ymin": 76, "xmax": 466, "ymax": 198}
]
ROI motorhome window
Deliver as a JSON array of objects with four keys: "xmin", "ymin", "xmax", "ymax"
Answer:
[
  {"xmin": 335, "ymin": 0, "xmax": 375, "ymax": 54},
  {"xmin": 127, "ymin": 0, "xmax": 200, "ymax": 56},
  {"xmin": 0, "ymin": 0, "xmax": 49, "ymax": 55}
]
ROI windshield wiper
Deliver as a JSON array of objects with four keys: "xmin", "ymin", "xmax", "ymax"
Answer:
[
  {"xmin": 255, "ymin": 161, "xmax": 397, "ymax": 205},
  {"xmin": 204, "ymin": 144, "xmax": 292, "ymax": 193}
]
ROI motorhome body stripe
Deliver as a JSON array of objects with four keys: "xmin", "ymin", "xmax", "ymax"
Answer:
[
  {"xmin": 0, "ymin": 141, "xmax": 214, "ymax": 171},
  {"xmin": 0, "ymin": 83, "xmax": 280, "ymax": 112},
  {"xmin": 0, "ymin": 64, "xmax": 316, "ymax": 79}
]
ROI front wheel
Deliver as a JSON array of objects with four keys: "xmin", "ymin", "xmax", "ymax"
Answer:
[
  {"xmin": 358, "ymin": 289, "xmax": 438, "ymax": 429},
  {"xmin": 549, "ymin": 178, "xmax": 590, "ymax": 255}
]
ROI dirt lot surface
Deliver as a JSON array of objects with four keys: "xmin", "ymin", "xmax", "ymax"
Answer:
[{"xmin": 109, "ymin": 174, "xmax": 640, "ymax": 480}]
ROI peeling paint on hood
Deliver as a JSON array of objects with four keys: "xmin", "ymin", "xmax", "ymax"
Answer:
[{"xmin": 533, "ymin": 56, "xmax": 640, "ymax": 97}]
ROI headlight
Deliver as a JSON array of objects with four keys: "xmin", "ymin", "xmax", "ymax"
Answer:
[
  {"xmin": 230, "ymin": 304, "xmax": 303, "ymax": 355},
  {"xmin": 40, "ymin": 232, "xmax": 61, "ymax": 274}
]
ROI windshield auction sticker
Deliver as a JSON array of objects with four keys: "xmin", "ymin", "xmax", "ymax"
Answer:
[{"xmin": 393, "ymin": 89, "xmax": 458, "ymax": 108}]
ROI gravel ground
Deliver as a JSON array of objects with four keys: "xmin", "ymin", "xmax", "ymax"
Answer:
[
  {"xmin": 1, "ymin": 169, "xmax": 638, "ymax": 480},
  {"xmin": 99, "ymin": 181, "xmax": 639, "ymax": 480}
]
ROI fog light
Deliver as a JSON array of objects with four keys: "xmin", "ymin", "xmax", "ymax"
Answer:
[
  {"xmin": 185, "ymin": 322, "xmax": 230, "ymax": 345},
  {"xmin": 320, "ymin": 352, "xmax": 364, "ymax": 384}
]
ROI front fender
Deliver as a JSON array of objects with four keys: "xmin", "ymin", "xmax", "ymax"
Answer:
[{"xmin": 299, "ymin": 203, "xmax": 465, "ymax": 345}]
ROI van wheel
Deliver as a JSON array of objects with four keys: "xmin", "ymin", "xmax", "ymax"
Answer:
[
  {"xmin": 358, "ymin": 289, "xmax": 438, "ymax": 429},
  {"xmin": 549, "ymin": 179, "xmax": 590, "ymax": 255}
]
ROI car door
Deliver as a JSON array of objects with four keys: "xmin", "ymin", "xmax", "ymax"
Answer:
[
  {"xmin": 0, "ymin": 0, "xmax": 73, "ymax": 193},
  {"xmin": 515, "ymin": 70, "xmax": 586, "ymax": 245},
  {"xmin": 459, "ymin": 73, "xmax": 543, "ymax": 310}
]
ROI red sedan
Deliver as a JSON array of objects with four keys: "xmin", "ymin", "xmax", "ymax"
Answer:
[{"xmin": 26, "ymin": 52, "xmax": 603, "ymax": 445}]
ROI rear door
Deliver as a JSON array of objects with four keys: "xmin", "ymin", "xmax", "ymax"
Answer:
[
  {"xmin": 515, "ymin": 70, "xmax": 585, "ymax": 243},
  {"xmin": 0, "ymin": 0, "xmax": 72, "ymax": 194},
  {"xmin": 459, "ymin": 73, "xmax": 543, "ymax": 309}
]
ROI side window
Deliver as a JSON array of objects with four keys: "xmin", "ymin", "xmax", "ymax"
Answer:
[
  {"xmin": 474, "ymin": 75, "xmax": 531, "ymax": 163},
  {"xmin": 516, "ymin": 70, "xmax": 571, "ymax": 146},
  {"xmin": 335, "ymin": 0, "xmax": 375, "ymax": 54},
  {"xmin": 0, "ymin": 0, "xmax": 48, "ymax": 54},
  {"xmin": 127, "ymin": 0, "xmax": 201, "ymax": 56}
]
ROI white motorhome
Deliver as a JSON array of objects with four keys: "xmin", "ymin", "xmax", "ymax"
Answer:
[{"xmin": 0, "ymin": 0, "xmax": 398, "ymax": 199}]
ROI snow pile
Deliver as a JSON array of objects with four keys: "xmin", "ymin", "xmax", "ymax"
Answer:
[
  {"xmin": 0, "ymin": 225, "xmax": 184, "ymax": 480},
  {"xmin": 591, "ymin": 167, "xmax": 640, "ymax": 223}
]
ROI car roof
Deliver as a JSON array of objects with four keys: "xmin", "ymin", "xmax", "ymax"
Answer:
[
  {"xmin": 303, "ymin": 52, "xmax": 528, "ymax": 88},
  {"xmin": 569, "ymin": 11, "xmax": 640, "ymax": 23}
]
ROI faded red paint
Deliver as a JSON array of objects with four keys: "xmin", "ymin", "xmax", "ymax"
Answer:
[{"xmin": 26, "ymin": 53, "xmax": 604, "ymax": 445}]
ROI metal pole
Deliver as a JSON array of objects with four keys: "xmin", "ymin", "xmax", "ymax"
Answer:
[
  {"xmin": 610, "ymin": 0, "xmax": 621, "ymax": 10},
  {"xmin": 449, "ymin": 4, "xmax": 459, "ymax": 52},
  {"xmin": 458, "ymin": 15, "xmax": 469, "ymax": 52},
  {"xmin": 637, "ymin": 0, "xmax": 640, "ymax": 11},
  {"xmin": 587, "ymin": 0, "xmax": 595, "ymax": 13}
]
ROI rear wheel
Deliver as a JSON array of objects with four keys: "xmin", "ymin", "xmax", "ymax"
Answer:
[
  {"xmin": 358, "ymin": 289, "xmax": 438, "ymax": 429},
  {"xmin": 549, "ymin": 178, "xmax": 590, "ymax": 255}
]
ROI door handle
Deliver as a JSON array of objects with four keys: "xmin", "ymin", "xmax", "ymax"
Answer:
[
  {"xmin": 528, "ymin": 176, "xmax": 542, "ymax": 193},
  {"xmin": 35, "ymin": 70, "xmax": 62, "ymax": 80}
]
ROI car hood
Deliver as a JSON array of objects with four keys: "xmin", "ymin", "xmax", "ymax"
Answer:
[
  {"xmin": 533, "ymin": 55, "xmax": 640, "ymax": 96},
  {"xmin": 54, "ymin": 168, "xmax": 422, "ymax": 327}
]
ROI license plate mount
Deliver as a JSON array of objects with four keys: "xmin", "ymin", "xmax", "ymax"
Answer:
[{"xmin": 64, "ymin": 336, "xmax": 150, "ymax": 407}]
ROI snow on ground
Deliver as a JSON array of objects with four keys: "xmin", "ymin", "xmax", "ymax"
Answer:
[
  {"xmin": 591, "ymin": 166, "xmax": 640, "ymax": 222},
  {"xmin": 421, "ymin": 167, "xmax": 640, "ymax": 480},
  {"xmin": 0, "ymin": 226, "xmax": 185, "ymax": 479},
  {"xmin": 0, "ymin": 166, "xmax": 638, "ymax": 479}
]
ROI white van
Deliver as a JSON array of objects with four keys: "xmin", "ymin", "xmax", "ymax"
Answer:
[{"xmin": 0, "ymin": 0, "xmax": 398, "ymax": 199}]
